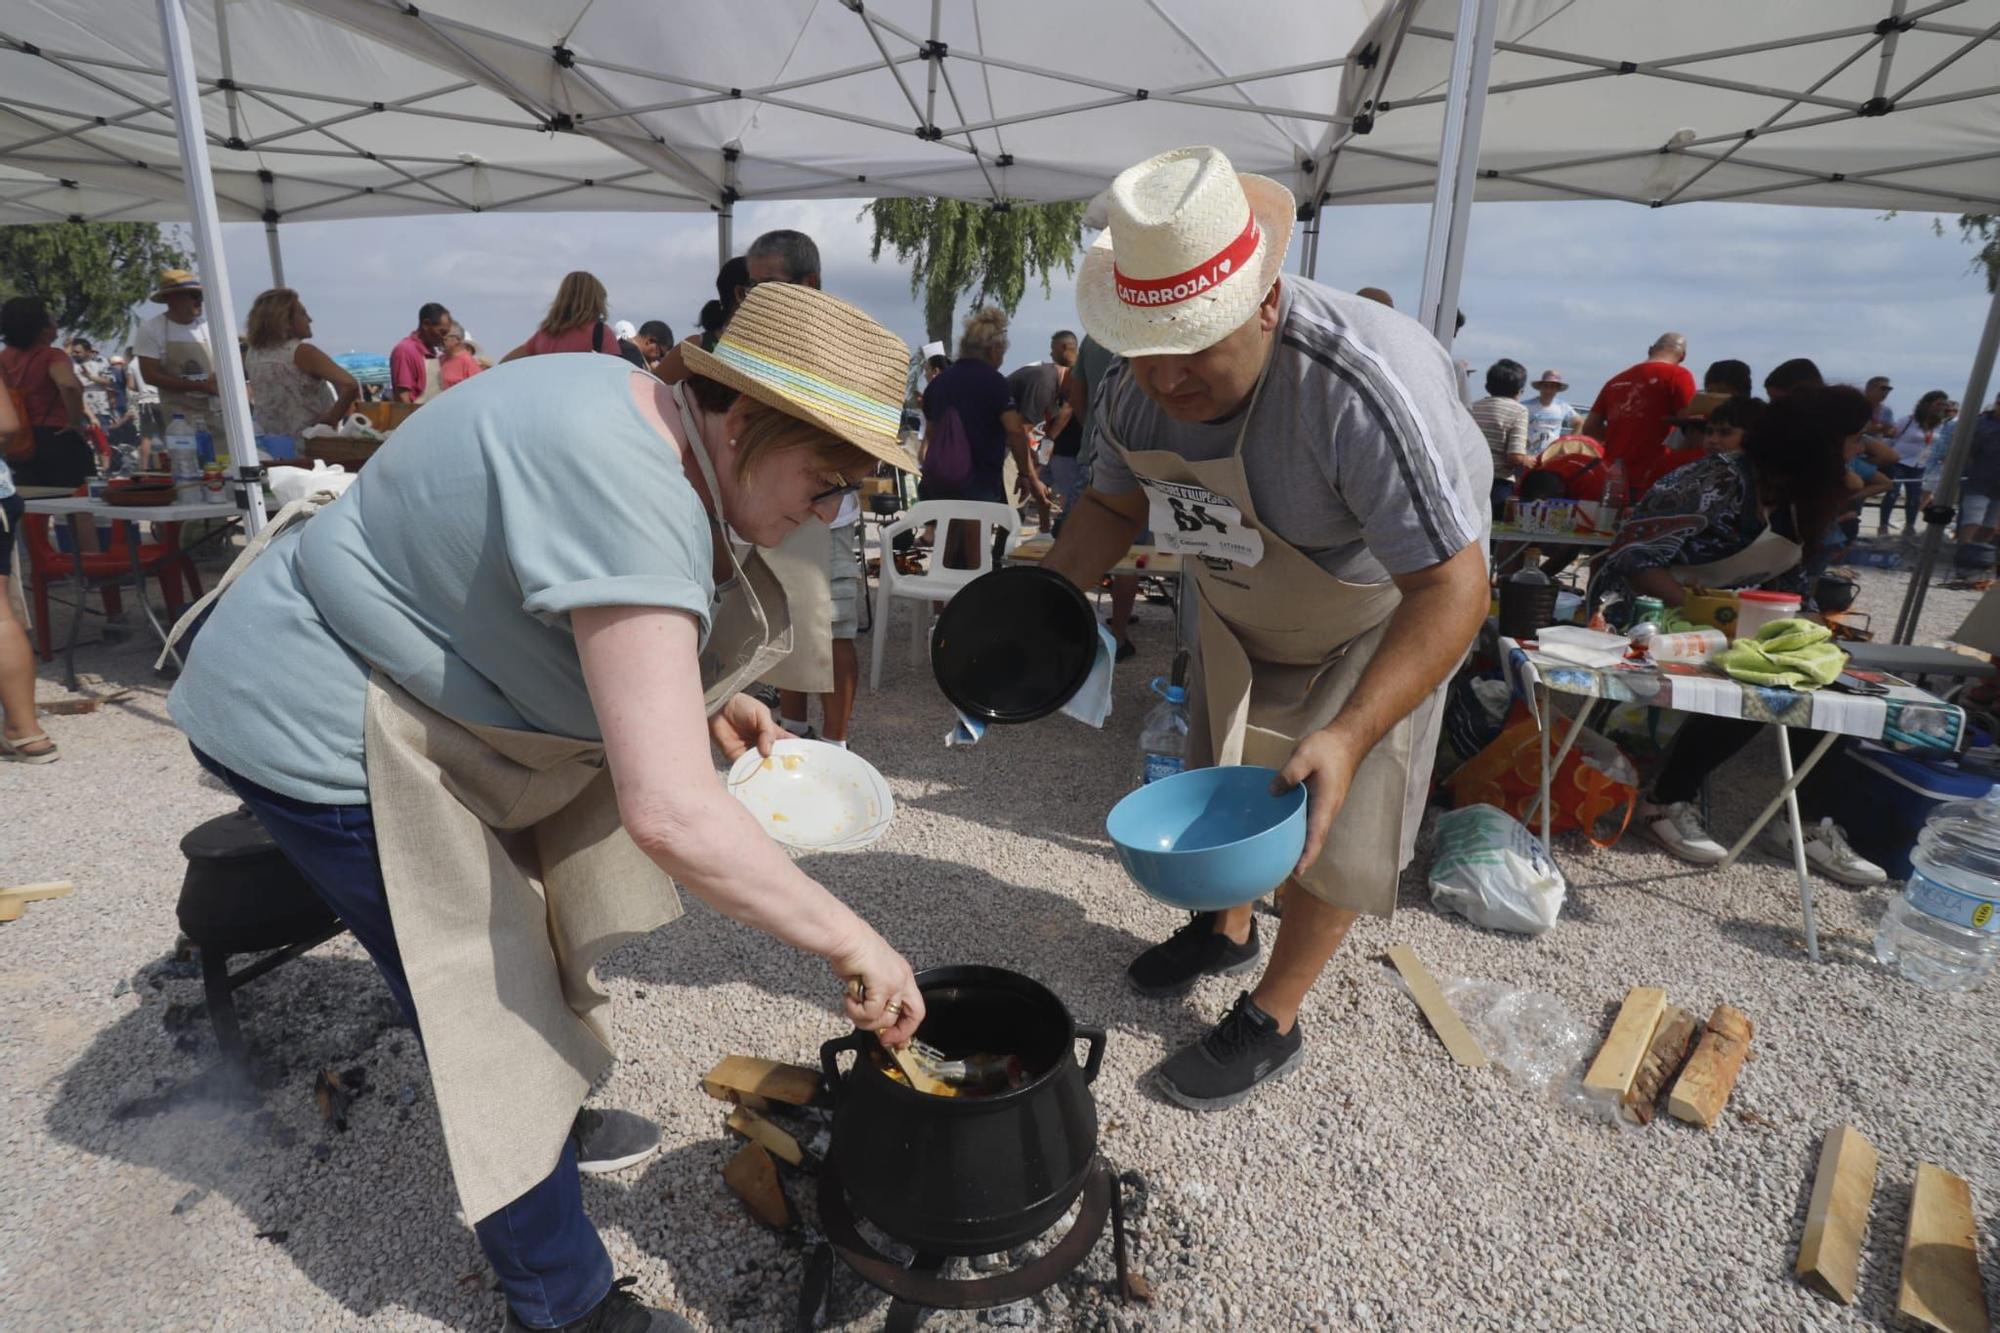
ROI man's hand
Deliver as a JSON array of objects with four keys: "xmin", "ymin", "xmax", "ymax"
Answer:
[
  {"xmin": 1272, "ymin": 727, "xmax": 1368, "ymax": 876},
  {"xmin": 1017, "ymin": 469, "xmax": 1053, "ymax": 509},
  {"xmin": 709, "ymin": 692, "xmax": 784, "ymax": 762}
]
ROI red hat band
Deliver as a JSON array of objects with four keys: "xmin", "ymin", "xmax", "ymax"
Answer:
[{"xmin": 1113, "ymin": 212, "xmax": 1262, "ymax": 310}]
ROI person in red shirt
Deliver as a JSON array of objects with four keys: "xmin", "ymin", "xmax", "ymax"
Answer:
[{"xmin": 1581, "ymin": 332, "xmax": 1697, "ymax": 497}]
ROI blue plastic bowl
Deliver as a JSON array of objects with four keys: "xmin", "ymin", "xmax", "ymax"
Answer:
[{"xmin": 1105, "ymin": 766, "xmax": 1307, "ymax": 910}]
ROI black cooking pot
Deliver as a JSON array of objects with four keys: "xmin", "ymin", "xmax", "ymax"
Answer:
[
  {"xmin": 930, "ymin": 565, "xmax": 1098, "ymax": 724},
  {"xmin": 1814, "ymin": 573, "xmax": 1859, "ymax": 614},
  {"xmin": 819, "ymin": 965, "xmax": 1105, "ymax": 1256}
]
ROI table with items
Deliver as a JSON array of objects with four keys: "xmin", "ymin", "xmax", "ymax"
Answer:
[
  {"xmin": 22, "ymin": 494, "xmax": 242, "ymax": 687},
  {"xmin": 1499, "ymin": 635, "xmax": 1967, "ymax": 963}
]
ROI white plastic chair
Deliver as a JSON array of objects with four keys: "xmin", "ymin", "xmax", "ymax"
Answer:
[{"xmin": 870, "ymin": 500, "xmax": 1020, "ymax": 692}]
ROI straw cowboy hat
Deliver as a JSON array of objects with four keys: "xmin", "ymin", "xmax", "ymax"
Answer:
[
  {"xmin": 150, "ymin": 269, "xmax": 203, "ymax": 302},
  {"xmin": 681, "ymin": 283, "xmax": 918, "ymax": 471},
  {"xmin": 1076, "ymin": 145, "xmax": 1295, "ymax": 357},
  {"xmin": 1532, "ymin": 369, "xmax": 1568, "ymax": 391}
]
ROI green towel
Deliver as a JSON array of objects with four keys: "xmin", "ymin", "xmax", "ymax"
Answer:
[{"xmin": 1713, "ymin": 617, "xmax": 1848, "ymax": 689}]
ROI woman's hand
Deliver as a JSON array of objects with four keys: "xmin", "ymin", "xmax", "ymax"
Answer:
[
  {"xmin": 829, "ymin": 930, "xmax": 925, "ymax": 1047},
  {"xmin": 709, "ymin": 691, "xmax": 783, "ymax": 762}
]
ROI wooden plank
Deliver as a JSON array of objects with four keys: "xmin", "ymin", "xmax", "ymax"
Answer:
[
  {"xmin": 1667, "ymin": 1005, "xmax": 1755, "ymax": 1129},
  {"xmin": 1621, "ymin": 1004, "xmax": 1700, "ymax": 1124},
  {"xmin": 725, "ymin": 1106, "xmax": 804, "ymax": 1167},
  {"xmin": 722, "ymin": 1141, "xmax": 792, "ymax": 1230},
  {"xmin": 1796, "ymin": 1125, "xmax": 1879, "ymax": 1305},
  {"xmin": 1583, "ymin": 986, "xmax": 1669, "ymax": 1101},
  {"xmin": 1384, "ymin": 945, "xmax": 1487, "ymax": 1068},
  {"xmin": 1898, "ymin": 1162, "xmax": 1989, "ymax": 1333},
  {"xmin": 700, "ymin": 1055, "xmax": 821, "ymax": 1107},
  {"xmin": 699, "ymin": 1079, "xmax": 771, "ymax": 1113},
  {"xmin": 0, "ymin": 881, "xmax": 74, "ymax": 906}
]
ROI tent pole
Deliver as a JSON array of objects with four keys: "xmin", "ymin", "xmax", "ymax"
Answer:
[
  {"xmin": 718, "ymin": 143, "xmax": 740, "ymax": 271},
  {"xmin": 156, "ymin": 0, "xmax": 266, "ymax": 534},
  {"xmin": 1416, "ymin": 0, "xmax": 1498, "ymax": 347},
  {"xmin": 260, "ymin": 170, "xmax": 284, "ymax": 287},
  {"xmin": 1893, "ymin": 278, "xmax": 2000, "ymax": 643},
  {"xmin": 717, "ymin": 208, "xmax": 732, "ymax": 271}
]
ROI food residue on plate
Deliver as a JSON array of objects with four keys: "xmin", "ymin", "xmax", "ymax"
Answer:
[
  {"xmin": 782, "ymin": 754, "xmax": 804, "ymax": 771},
  {"xmin": 771, "ymin": 812, "xmax": 788, "ymax": 822}
]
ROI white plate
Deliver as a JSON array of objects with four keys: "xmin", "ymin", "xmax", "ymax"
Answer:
[{"xmin": 727, "ymin": 738, "xmax": 894, "ymax": 852}]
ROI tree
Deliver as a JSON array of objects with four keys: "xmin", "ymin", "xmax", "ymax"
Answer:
[
  {"xmin": 864, "ymin": 198, "xmax": 1088, "ymax": 352},
  {"xmin": 0, "ymin": 222, "xmax": 190, "ymax": 343},
  {"xmin": 1959, "ymin": 214, "xmax": 2000, "ymax": 294}
]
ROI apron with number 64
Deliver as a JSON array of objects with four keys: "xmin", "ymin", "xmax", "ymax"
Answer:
[{"xmin": 1101, "ymin": 375, "xmax": 1449, "ymax": 916}]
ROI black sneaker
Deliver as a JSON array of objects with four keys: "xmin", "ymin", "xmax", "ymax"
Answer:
[
  {"xmin": 572, "ymin": 1107, "xmax": 661, "ymax": 1175},
  {"xmin": 1156, "ymin": 993, "xmax": 1304, "ymax": 1111},
  {"xmin": 505, "ymin": 1277, "xmax": 694, "ymax": 1332},
  {"xmin": 1114, "ymin": 639, "xmax": 1137, "ymax": 663},
  {"xmin": 1125, "ymin": 912, "xmax": 1259, "ymax": 998}
]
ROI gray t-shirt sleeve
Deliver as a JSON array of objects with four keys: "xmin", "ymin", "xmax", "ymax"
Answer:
[
  {"xmin": 1320, "ymin": 363, "xmax": 1487, "ymax": 576},
  {"xmin": 1083, "ymin": 371, "xmax": 1140, "ymax": 495}
]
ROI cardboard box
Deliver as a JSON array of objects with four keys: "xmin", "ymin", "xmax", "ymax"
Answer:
[{"xmin": 1682, "ymin": 587, "xmax": 1742, "ymax": 640}]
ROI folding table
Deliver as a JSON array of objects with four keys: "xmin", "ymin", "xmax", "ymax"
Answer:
[{"xmin": 1499, "ymin": 636, "xmax": 1968, "ymax": 963}]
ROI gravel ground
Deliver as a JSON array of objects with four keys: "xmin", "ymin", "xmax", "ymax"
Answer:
[{"xmin": 4, "ymin": 555, "xmax": 1999, "ymax": 1332}]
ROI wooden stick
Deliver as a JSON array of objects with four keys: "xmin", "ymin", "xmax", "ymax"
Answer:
[
  {"xmin": 699, "ymin": 1055, "xmax": 821, "ymax": 1107},
  {"xmin": 725, "ymin": 1106, "xmax": 804, "ymax": 1167},
  {"xmin": 0, "ymin": 881, "xmax": 74, "ymax": 905},
  {"xmin": 1583, "ymin": 986, "xmax": 1668, "ymax": 1102},
  {"xmin": 1621, "ymin": 1004, "xmax": 1699, "ymax": 1123},
  {"xmin": 1667, "ymin": 1005, "xmax": 1754, "ymax": 1128},
  {"xmin": 1384, "ymin": 945, "xmax": 1487, "ymax": 1068},
  {"xmin": 1898, "ymin": 1162, "xmax": 1989, "ymax": 1333},
  {"xmin": 722, "ymin": 1141, "xmax": 792, "ymax": 1230},
  {"xmin": 1796, "ymin": 1125, "xmax": 1879, "ymax": 1305}
]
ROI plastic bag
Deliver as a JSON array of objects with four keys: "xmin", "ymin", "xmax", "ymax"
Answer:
[
  {"xmin": 1433, "ymin": 977, "xmax": 1628, "ymax": 1128},
  {"xmin": 1428, "ymin": 804, "xmax": 1566, "ymax": 935},
  {"xmin": 269, "ymin": 459, "xmax": 356, "ymax": 508}
]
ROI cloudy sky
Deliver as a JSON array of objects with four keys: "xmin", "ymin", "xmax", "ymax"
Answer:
[{"xmin": 210, "ymin": 195, "xmax": 1996, "ymax": 412}]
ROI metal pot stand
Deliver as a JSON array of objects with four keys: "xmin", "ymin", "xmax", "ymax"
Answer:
[{"xmin": 811, "ymin": 1155, "xmax": 1122, "ymax": 1332}]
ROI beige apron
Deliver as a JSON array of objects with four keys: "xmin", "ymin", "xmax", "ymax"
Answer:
[
  {"xmin": 1101, "ymin": 370, "xmax": 1449, "ymax": 916},
  {"xmin": 418, "ymin": 350, "xmax": 443, "ymax": 406},
  {"xmin": 164, "ymin": 391, "xmax": 793, "ymax": 1220},
  {"xmin": 156, "ymin": 315, "xmax": 216, "ymax": 426},
  {"xmin": 755, "ymin": 516, "xmax": 834, "ymax": 693},
  {"xmin": 1669, "ymin": 525, "xmax": 1802, "ymax": 587}
]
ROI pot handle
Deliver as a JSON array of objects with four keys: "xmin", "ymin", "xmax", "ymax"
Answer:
[
  {"xmin": 1075, "ymin": 1023, "xmax": 1107, "ymax": 1084},
  {"xmin": 819, "ymin": 1030, "xmax": 868, "ymax": 1100}
]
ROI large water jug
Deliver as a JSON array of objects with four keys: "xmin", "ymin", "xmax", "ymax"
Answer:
[
  {"xmin": 1136, "ymin": 677, "xmax": 1190, "ymax": 787},
  {"xmin": 1874, "ymin": 798, "xmax": 2000, "ymax": 991}
]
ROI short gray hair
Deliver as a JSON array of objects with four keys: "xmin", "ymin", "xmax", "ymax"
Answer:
[{"xmin": 746, "ymin": 229, "xmax": 820, "ymax": 283}]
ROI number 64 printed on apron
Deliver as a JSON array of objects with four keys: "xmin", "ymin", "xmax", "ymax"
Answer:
[{"xmin": 1140, "ymin": 475, "xmax": 1266, "ymax": 567}]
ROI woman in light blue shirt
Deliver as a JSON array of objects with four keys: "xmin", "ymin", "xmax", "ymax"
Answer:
[{"xmin": 170, "ymin": 285, "xmax": 923, "ymax": 1331}]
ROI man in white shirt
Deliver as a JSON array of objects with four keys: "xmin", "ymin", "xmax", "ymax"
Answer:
[
  {"xmin": 133, "ymin": 270, "xmax": 218, "ymax": 430},
  {"xmin": 1524, "ymin": 369, "xmax": 1580, "ymax": 454}
]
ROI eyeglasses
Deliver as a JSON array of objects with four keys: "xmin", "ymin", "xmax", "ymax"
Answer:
[{"xmin": 809, "ymin": 476, "xmax": 860, "ymax": 506}]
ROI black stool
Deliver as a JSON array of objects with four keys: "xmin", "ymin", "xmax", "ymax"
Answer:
[{"xmin": 176, "ymin": 808, "xmax": 347, "ymax": 1057}]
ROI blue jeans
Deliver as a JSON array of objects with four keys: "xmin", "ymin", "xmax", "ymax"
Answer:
[{"xmin": 194, "ymin": 748, "xmax": 614, "ymax": 1329}]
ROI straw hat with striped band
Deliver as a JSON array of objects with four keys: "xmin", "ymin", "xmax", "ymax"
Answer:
[{"xmin": 682, "ymin": 284, "xmax": 918, "ymax": 472}]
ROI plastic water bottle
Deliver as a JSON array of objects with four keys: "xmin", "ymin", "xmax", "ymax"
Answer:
[
  {"xmin": 1874, "ymin": 800, "xmax": 2000, "ymax": 991},
  {"xmin": 193, "ymin": 416, "xmax": 214, "ymax": 466},
  {"xmin": 1498, "ymin": 547, "xmax": 1558, "ymax": 641},
  {"xmin": 164, "ymin": 414, "xmax": 200, "ymax": 502},
  {"xmin": 1136, "ymin": 677, "xmax": 1190, "ymax": 786}
]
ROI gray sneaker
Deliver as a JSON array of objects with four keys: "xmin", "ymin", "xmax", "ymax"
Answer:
[{"xmin": 572, "ymin": 1107, "xmax": 661, "ymax": 1175}]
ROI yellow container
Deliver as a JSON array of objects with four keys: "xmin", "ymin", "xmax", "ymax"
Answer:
[{"xmin": 1681, "ymin": 587, "xmax": 1742, "ymax": 640}]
